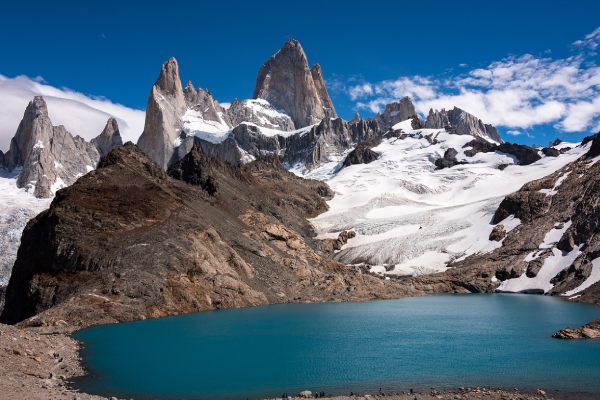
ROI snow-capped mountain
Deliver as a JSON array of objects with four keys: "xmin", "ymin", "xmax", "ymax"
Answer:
[{"xmin": 1, "ymin": 37, "xmax": 595, "ymax": 309}]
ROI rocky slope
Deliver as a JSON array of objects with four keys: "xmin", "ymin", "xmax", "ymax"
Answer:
[
  {"xmin": 0, "ymin": 143, "xmax": 413, "ymax": 328},
  {"xmin": 400, "ymin": 135, "xmax": 600, "ymax": 306}
]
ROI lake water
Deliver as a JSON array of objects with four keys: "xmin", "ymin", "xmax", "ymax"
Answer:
[{"xmin": 74, "ymin": 294, "xmax": 600, "ymax": 400}]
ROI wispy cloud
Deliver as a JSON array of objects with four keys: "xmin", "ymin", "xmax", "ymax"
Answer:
[
  {"xmin": 343, "ymin": 27, "xmax": 600, "ymax": 135},
  {"xmin": 0, "ymin": 75, "xmax": 145, "ymax": 150}
]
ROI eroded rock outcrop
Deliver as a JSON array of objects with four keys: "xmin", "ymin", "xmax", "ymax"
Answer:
[
  {"xmin": 553, "ymin": 319, "xmax": 600, "ymax": 339},
  {"xmin": 2, "ymin": 96, "xmax": 99, "ymax": 198}
]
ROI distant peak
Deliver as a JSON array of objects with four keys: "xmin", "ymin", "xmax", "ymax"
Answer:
[{"xmin": 105, "ymin": 116, "xmax": 119, "ymax": 132}]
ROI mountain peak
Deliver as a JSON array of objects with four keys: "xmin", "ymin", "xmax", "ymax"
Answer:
[
  {"xmin": 92, "ymin": 117, "xmax": 123, "ymax": 157},
  {"xmin": 155, "ymin": 57, "xmax": 183, "ymax": 96},
  {"xmin": 253, "ymin": 40, "xmax": 335, "ymax": 127},
  {"xmin": 25, "ymin": 96, "xmax": 50, "ymax": 120}
]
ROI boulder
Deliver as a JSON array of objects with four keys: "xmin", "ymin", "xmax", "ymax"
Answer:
[{"xmin": 489, "ymin": 224, "xmax": 506, "ymax": 241}]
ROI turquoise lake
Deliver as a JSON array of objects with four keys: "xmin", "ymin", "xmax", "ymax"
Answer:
[{"xmin": 74, "ymin": 294, "xmax": 600, "ymax": 399}]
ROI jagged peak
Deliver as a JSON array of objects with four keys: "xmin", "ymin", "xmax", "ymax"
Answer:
[
  {"xmin": 24, "ymin": 96, "xmax": 50, "ymax": 120},
  {"xmin": 104, "ymin": 116, "xmax": 119, "ymax": 132},
  {"xmin": 155, "ymin": 57, "xmax": 183, "ymax": 96}
]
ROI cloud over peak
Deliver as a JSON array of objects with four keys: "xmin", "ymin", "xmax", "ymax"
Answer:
[{"xmin": 0, "ymin": 75, "xmax": 145, "ymax": 151}]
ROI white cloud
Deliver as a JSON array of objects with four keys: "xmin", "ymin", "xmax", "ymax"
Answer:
[
  {"xmin": 347, "ymin": 28, "xmax": 600, "ymax": 135},
  {"xmin": 573, "ymin": 26, "xmax": 600, "ymax": 51},
  {"xmin": 0, "ymin": 74, "xmax": 145, "ymax": 151},
  {"xmin": 506, "ymin": 130, "xmax": 523, "ymax": 136}
]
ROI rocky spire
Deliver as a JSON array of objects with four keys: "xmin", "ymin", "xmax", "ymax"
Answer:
[
  {"xmin": 3, "ymin": 96, "xmax": 100, "ymax": 198},
  {"xmin": 137, "ymin": 57, "xmax": 188, "ymax": 169},
  {"xmin": 310, "ymin": 63, "xmax": 337, "ymax": 118},
  {"xmin": 253, "ymin": 39, "xmax": 334, "ymax": 128},
  {"xmin": 425, "ymin": 106, "xmax": 502, "ymax": 143},
  {"xmin": 351, "ymin": 112, "xmax": 361, "ymax": 123},
  {"xmin": 156, "ymin": 57, "xmax": 184, "ymax": 97},
  {"xmin": 91, "ymin": 117, "xmax": 123, "ymax": 157}
]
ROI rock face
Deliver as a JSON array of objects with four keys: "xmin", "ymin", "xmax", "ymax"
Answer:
[
  {"xmin": 0, "ymin": 143, "xmax": 407, "ymax": 328},
  {"xmin": 91, "ymin": 117, "xmax": 123, "ymax": 157},
  {"xmin": 425, "ymin": 107, "xmax": 502, "ymax": 143},
  {"xmin": 376, "ymin": 97, "xmax": 418, "ymax": 130},
  {"xmin": 137, "ymin": 57, "xmax": 188, "ymax": 169},
  {"xmin": 253, "ymin": 39, "xmax": 335, "ymax": 128},
  {"xmin": 310, "ymin": 64, "xmax": 336, "ymax": 118},
  {"xmin": 2, "ymin": 96, "xmax": 100, "ymax": 198}
]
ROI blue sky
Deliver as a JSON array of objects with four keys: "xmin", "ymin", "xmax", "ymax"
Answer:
[{"xmin": 1, "ymin": 0, "xmax": 600, "ymax": 145}]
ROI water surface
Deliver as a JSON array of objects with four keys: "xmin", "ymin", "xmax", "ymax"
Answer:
[{"xmin": 74, "ymin": 294, "xmax": 600, "ymax": 399}]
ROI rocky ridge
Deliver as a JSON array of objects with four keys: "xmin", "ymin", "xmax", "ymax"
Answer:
[
  {"xmin": 0, "ymin": 143, "xmax": 416, "ymax": 328},
  {"xmin": 425, "ymin": 107, "xmax": 502, "ymax": 143}
]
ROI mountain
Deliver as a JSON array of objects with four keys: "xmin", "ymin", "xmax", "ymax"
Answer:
[
  {"xmin": 0, "ymin": 143, "xmax": 407, "ymax": 327},
  {"xmin": 1, "ymin": 96, "xmax": 100, "ymax": 198},
  {"xmin": 91, "ymin": 117, "xmax": 123, "ymax": 157},
  {"xmin": 425, "ymin": 106, "xmax": 502, "ymax": 143},
  {"xmin": 253, "ymin": 39, "xmax": 336, "ymax": 128}
]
